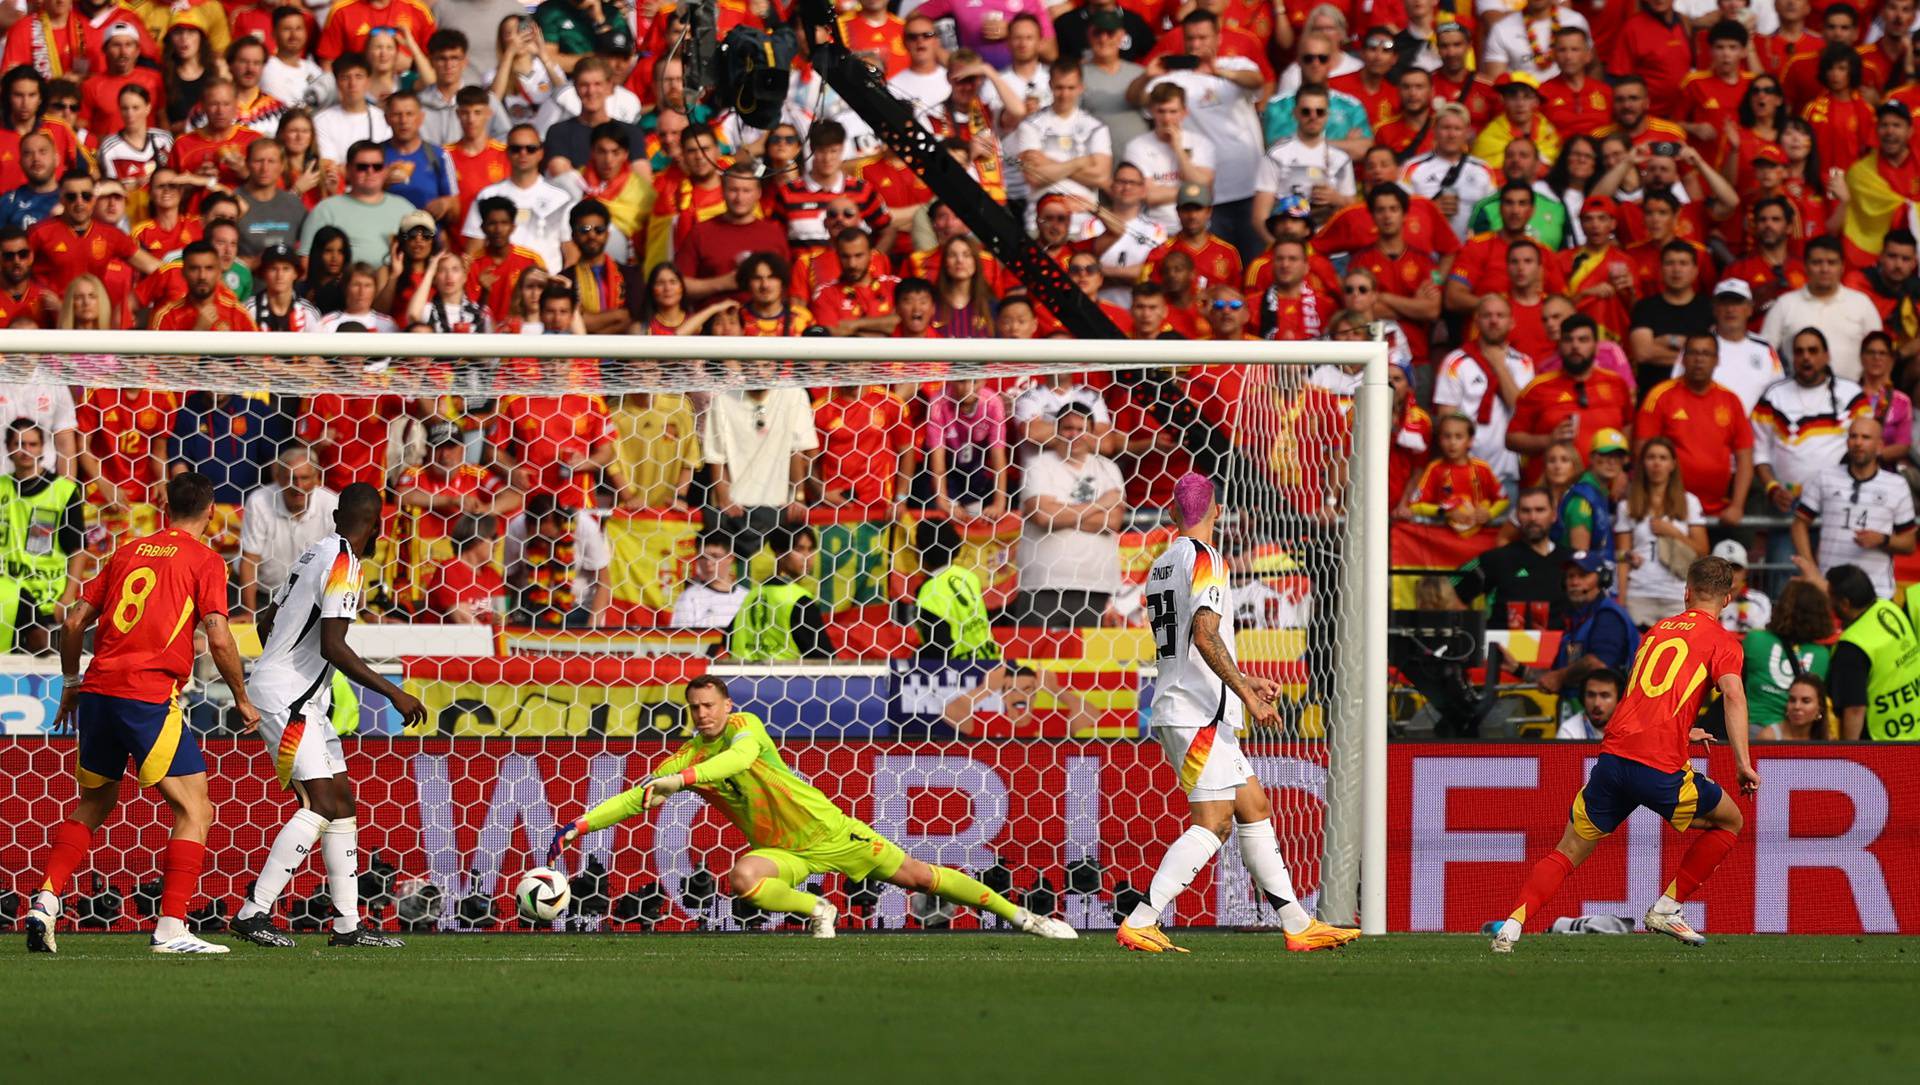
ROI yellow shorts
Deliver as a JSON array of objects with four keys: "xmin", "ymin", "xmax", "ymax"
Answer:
[{"xmin": 747, "ymin": 818, "xmax": 908, "ymax": 886}]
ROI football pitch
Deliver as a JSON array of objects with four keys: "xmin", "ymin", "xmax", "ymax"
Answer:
[{"xmin": 4, "ymin": 933, "xmax": 1911, "ymax": 1081}]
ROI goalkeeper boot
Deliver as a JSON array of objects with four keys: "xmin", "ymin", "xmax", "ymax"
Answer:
[
  {"xmin": 328, "ymin": 927, "xmax": 406, "ymax": 949},
  {"xmin": 150, "ymin": 931, "xmax": 230, "ymax": 955},
  {"xmin": 1115, "ymin": 921, "xmax": 1187, "ymax": 953},
  {"xmin": 807, "ymin": 899, "xmax": 838, "ymax": 939},
  {"xmin": 1284, "ymin": 919, "xmax": 1362, "ymax": 953},
  {"xmin": 24, "ymin": 890, "xmax": 57, "ymax": 955},
  {"xmin": 1014, "ymin": 907, "xmax": 1078, "ymax": 940},
  {"xmin": 228, "ymin": 911, "xmax": 296, "ymax": 948},
  {"xmin": 1643, "ymin": 906, "xmax": 1707, "ymax": 947}
]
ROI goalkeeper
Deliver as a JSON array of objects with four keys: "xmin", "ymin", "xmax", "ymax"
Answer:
[{"xmin": 550, "ymin": 674, "xmax": 1077, "ymax": 939}]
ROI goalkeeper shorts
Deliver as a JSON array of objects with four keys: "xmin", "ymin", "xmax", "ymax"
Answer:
[
  {"xmin": 256, "ymin": 706, "xmax": 347, "ymax": 790},
  {"xmin": 1156, "ymin": 722, "xmax": 1253, "ymax": 802},
  {"xmin": 746, "ymin": 818, "xmax": 908, "ymax": 886}
]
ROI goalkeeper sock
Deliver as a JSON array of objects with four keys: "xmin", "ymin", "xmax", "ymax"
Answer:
[
  {"xmin": 158, "ymin": 838, "xmax": 205, "ymax": 924},
  {"xmin": 1234, "ymin": 818, "xmax": 1312, "ymax": 935},
  {"xmin": 1665, "ymin": 828, "xmax": 1738, "ymax": 904},
  {"xmin": 928, "ymin": 866, "xmax": 1020, "ymax": 923},
  {"xmin": 323, "ymin": 817, "xmax": 360, "ymax": 934},
  {"xmin": 1504, "ymin": 849, "xmax": 1576, "ymax": 933},
  {"xmin": 238, "ymin": 808, "xmax": 328, "ymax": 921},
  {"xmin": 38, "ymin": 818, "xmax": 94, "ymax": 896},
  {"xmin": 1127, "ymin": 825, "xmax": 1222, "ymax": 928},
  {"xmin": 742, "ymin": 875, "xmax": 819, "ymax": 916}
]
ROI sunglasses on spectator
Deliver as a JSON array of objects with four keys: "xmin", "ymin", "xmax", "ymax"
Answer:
[
  {"xmin": 574, "ymin": 223, "xmax": 608, "ymax": 235},
  {"xmin": 1302, "ymin": 53, "xmax": 1331, "ymax": 63},
  {"xmin": 1, "ymin": 248, "xmax": 29, "ymax": 260},
  {"xmin": 906, "ymin": 31, "xmax": 937, "ymax": 42},
  {"xmin": 402, "ymin": 226, "xmax": 434, "ymax": 239},
  {"xmin": 1344, "ymin": 283, "xmax": 1371, "ymax": 293},
  {"xmin": 352, "ymin": 160, "xmax": 385, "ymax": 172},
  {"xmin": 1211, "ymin": 299, "xmax": 1244, "ymax": 311},
  {"xmin": 508, "ymin": 144, "xmax": 542, "ymax": 153},
  {"xmin": 61, "ymin": 190, "xmax": 93, "ymax": 202},
  {"xmin": 43, "ymin": 101, "xmax": 75, "ymax": 113},
  {"xmin": 369, "ymin": 26, "xmax": 399, "ymax": 36},
  {"xmin": 1297, "ymin": 106, "xmax": 1327, "ymax": 117},
  {"xmin": 768, "ymin": 134, "xmax": 800, "ymax": 144},
  {"xmin": 828, "ymin": 208, "xmax": 861, "ymax": 218},
  {"xmin": 1069, "ymin": 264, "xmax": 1099, "ymax": 275}
]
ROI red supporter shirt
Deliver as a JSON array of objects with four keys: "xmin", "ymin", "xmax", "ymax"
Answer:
[
  {"xmin": 1313, "ymin": 197, "xmax": 1459, "ymax": 258},
  {"xmin": 1609, "ymin": 11, "xmax": 1695, "ymax": 116},
  {"xmin": 1451, "ymin": 233, "xmax": 1570, "ymax": 297},
  {"xmin": 427, "ymin": 558, "xmax": 505, "ymax": 622},
  {"xmin": 79, "ymin": 389, "xmax": 180, "ymax": 505},
  {"xmin": 1245, "ymin": 247, "xmax": 1341, "ymax": 297},
  {"xmin": 1803, "ymin": 93, "xmax": 1876, "ymax": 185},
  {"xmin": 466, "ymin": 245, "xmax": 543, "ymax": 322},
  {"xmin": 1374, "ymin": 114, "xmax": 1438, "ymax": 159},
  {"xmin": 1539, "ymin": 75, "xmax": 1613, "ymax": 138},
  {"xmin": 81, "ymin": 67, "xmax": 166, "ymax": 137},
  {"xmin": 170, "ymin": 126, "xmax": 261, "ymax": 187},
  {"xmin": 398, "ymin": 462, "xmax": 500, "ymax": 540},
  {"xmin": 1411, "ymin": 456, "xmax": 1503, "ymax": 512},
  {"xmin": 1351, "ymin": 243, "xmax": 1438, "ymax": 359},
  {"xmin": 1508, "ymin": 369, "xmax": 1635, "ymax": 485},
  {"xmin": 316, "ymin": 0, "xmax": 436, "ymax": 61},
  {"xmin": 1557, "ymin": 243, "xmax": 1638, "ymax": 336},
  {"xmin": 1634, "ymin": 378, "xmax": 1754, "ymax": 514},
  {"xmin": 838, "ymin": 12, "xmax": 908, "ymax": 77},
  {"xmin": 488, "ymin": 394, "xmax": 614, "ymax": 503},
  {"xmin": 813, "ymin": 387, "xmax": 910, "ymax": 504},
  {"xmin": 447, "ymin": 141, "xmax": 510, "ymax": 240},
  {"xmin": 0, "ymin": 280, "xmax": 56, "ymax": 327},
  {"xmin": 0, "ymin": 121, "xmax": 82, "ymax": 189},
  {"xmin": 1330, "ymin": 71, "xmax": 1400, "ymax": 128},
  {"xmin": 1724, "ymin": 252, "xmax": 1807, "ymax": 321},
  {"xmin": 27, "ymin": 218, "xmax": 137, "ymax": 296},
  {"xmin": 298, "ymin": 394, "xmax": 406, "ymax": 492},
  {"xmin": 131, "ymin": 215, "xmax": 203, "ymax": 262},
  {"xmin": 810, "ymin": 275, "xmax": 898, "ymax": 329},
  {"xmin": 1143, "ymin": 233, "xmax": 1241, "ymax": 292},
  {"xmin": 792, "ymin": 248, "xmax": 893, "ymax": 298},
  {"xmin": 1509, "ymin": 296, "xmax": 1553, "ymax": 361},
  {"xmin": 1262, "ymin": 285, "xmax": 1334, "ymax": 341},
  {"xmin": 675, "ymin": 215, "xmax": 790, "ymax": 285},
  {"xmin": 1432, "ymin": 71, "xmax": 1500, "ymax": 128},
  {"xmin": 771, "ymin": 174, "xmax": 892, "ymax": 250},
  {"xmin": 1603, "ymin": 610, "xmax": 1743, "ymax": 772},
  {"xmin": 1679, "ymin": 70, "xmax": 1749, "ymax": 162},
  {"xmin": 145, "ymin": 295, "xmax": 257, "ymax": 331},
  {"xmin": 80, "ymin": 528, "xmax": 230, "ymax": 703}
]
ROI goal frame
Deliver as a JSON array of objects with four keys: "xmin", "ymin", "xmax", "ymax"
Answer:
[{"xmin": 9, "ymin": 329, "xmax": 1390, "ymax": 935}]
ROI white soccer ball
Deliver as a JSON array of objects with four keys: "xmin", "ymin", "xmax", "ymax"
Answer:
[{"xmin": 516, "ymin": 867, "xmax": 570, "ymax": 922}]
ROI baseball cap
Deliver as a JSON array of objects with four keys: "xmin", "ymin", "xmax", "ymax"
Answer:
[
  {"xmin": 258, "ymin": 243, "xmax": 299, "ymax": 268},
  {"xmin": 1435, "ymin": 19, "xmax": 1470, "ymax": 39},
  {"xmin": 1750, "ymin": 141, "xmax": 1787, "ymax": 166},
  {"xmin": 1590, "ymin": 427, "xmax": 1629, "ymax": 456},
  {"xmin": 1581, "ymin": 194, "xmax": 1619, "ymax": 217},
  {"xmin": 1713, "ymin": 277, "xmax": 1754, "ymax": 301},
  {"xmin": 1565, "ymin": 549, "xmax": 1611, "ymax": 574},
  {"xmin": 1089, "ymin": 8, "xmax": 1125, "ymax": 31},
  {"xmin": 1879, "ymin": 98, "xmax": 1913, "ymax": 123},
  {"xmin": 399, "ymin": 209, "xmax": 437, "ymax": 236},
  {"xmin": 1176, "ymin": 181, "xmax": 1213, "ymax": 208},
  {"xmin": 1711, "ymin": 538, "xmax": 1750, "ymax": 568},
  {"xmin": 425, "ymin": 419, "xmax": 463, "ymax": 447},
  {"xmin": 104, "ymin": 22, "xmax": 140, "ymax": 42},
  {"xmin": 1494, "ymin": 71, "xmax": 1541, "ymax": 94}
]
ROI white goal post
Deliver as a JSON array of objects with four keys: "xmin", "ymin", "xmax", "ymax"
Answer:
[{"xmin": 3, "ymin": 330, "xmax": 1389, "ymax": 936}]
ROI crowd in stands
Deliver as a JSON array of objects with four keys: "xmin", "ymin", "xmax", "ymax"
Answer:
[{"xmin": 3, "ymin": 0, "xmax": 1920, "ymax": 740}]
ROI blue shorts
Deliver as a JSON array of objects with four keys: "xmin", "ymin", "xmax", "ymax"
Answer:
[
  {"xmin": 1571, "ymin": 752, "xmax": 1725, "ymax": 841},
  {"xmin": 74, "ymin": 691, "xmax": 205, "ymax": 788}
]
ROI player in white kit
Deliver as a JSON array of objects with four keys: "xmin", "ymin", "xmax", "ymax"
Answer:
[
  {"xmin": 1116, "ymin": 473, "xmax": 1361, "ymax": 953},
  {"xmin": 227, "ymin": 484, "xmax": 426, "ymax": 948}
]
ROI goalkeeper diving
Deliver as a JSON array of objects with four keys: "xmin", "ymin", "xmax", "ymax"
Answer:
[{"xmin": 549, "ymin": 675, "xmax": 1077, "ymax": 939}]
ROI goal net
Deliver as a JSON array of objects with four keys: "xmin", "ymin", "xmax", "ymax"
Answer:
[{"xmin": 0, "ymin": 331, "xmax": 1386, "ymax": 937}]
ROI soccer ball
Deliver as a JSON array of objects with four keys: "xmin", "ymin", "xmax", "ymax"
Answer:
[{"xmin": 516, "ymin": 868, "xmax": 570, "ymax": 922}]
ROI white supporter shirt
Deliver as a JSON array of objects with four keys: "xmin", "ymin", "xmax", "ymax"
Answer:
[
  {"xmin": 1797, "ymin": 463, "xmax": 1916, "ymax": 597},
  {"xmin": 1008, "ymin": 107, "xmax": 1112, "ymax": 229},
  {"xmin": 1691, "ymin": 334, "xmax": 1784, "ymax": 414},
  {"xmin": 312, "ymin": 104, "xmax": 392, "ymax": 164},
  {"xmin": 1615, "ymin": 493, "xmax": 1707, "ymax": 607},
  {"xmin": 701, "ymin": 389, "xmax": 819, "ymax": 508},
  {"xmin": 262, "ymin": 55, "xmax": 328, "ymax": 110},
  {"xmin": 1012, "ymin": 382, "xmax": 1111, "ymax": 431},
  {"xmin": 1722, "ymin": 589, "xmax": 1773, "ymax": 634},
  {"xmin": 1556, "ymin": 713, "xmax": 1603, "ymax": 739},
  {"xmin": 1751, "ymin": 374, "xmax": 1866, "ymax": 491},
  {"xmin": 239, "ymin": 483, "xmax": 342, "ymax": 595},
  {"xmin": 1759, "ymin": 286, "xmax": 1885, "ymax": 381},
  {"xmin": 1144, "ymin": 535, "xmax": 1242, "ymax": 734},
  {"xmin": 1482, "ymin": 9, "xmax": 1590, "ymax": 82},
  {"xmin": 1122, "ymin": 129, "xmax": 1217, "ymax": 232},
  {"xmin": 0, "ymin": 381, "xmax": 76, "ymax": 476},
  {"xmin": 459, "ymin": 177, "xmax": 574, "ymax": 271},
  {"xmin": 670, "ymin": 583, "xmax": 750, "ymax": 628},
  {"xmin": 1433, "ymin": 345, "xmax": 1536, "ymax": 481},
  {"xmin": 1257, "ymin": 138, "xmax": 1356, "ymax": 204},
  {"xmin": 1095, "ymin": 213, "xmax": 1167, "ymax": 306},
  {"xmin": 1403, "ymin": 152, "xmax": 1500, "ymax": 238},
  {"xmin": 247, "ymin": 533, "xmax": 361, "ymax": 719},
  {"xmin": 321, "ymin": 309, "xmax": 400, "ymax": 334},
  {"xmin": 1144, "ymin": 61, "xmax": 1264, "ymax": 203},
  {"xmin": 1018, "ymin": 448, "xmax": 1125, "ymax": 593},
  {"xmin": 1274, "ymin": 53, "xmax": 1363, "ymax": 98},
  {"xmin": 888, "ymin": 68, "xmax": 953, "ymax": 119}
]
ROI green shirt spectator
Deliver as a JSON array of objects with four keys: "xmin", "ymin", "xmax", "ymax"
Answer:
[
  {"xmin": 1262, "ymin": 88, "xmax": 1373, "ymax": 147},
  {"xmin": 1468, "ymin": 190, "xmax": 1568, "ymax": 251}
]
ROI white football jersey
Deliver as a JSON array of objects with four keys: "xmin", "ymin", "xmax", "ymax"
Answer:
[
  {"xmin": 1145, "ymin": 536, "xmax": 1242, "ymax": 734},
  {"xmin": 247, "ymin": 534, "xmax": 362, "ymax": 718}
]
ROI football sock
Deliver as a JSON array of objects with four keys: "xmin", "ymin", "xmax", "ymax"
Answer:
[
  {"xmin": 1505, "ymin": 849, "xmax": 1576, "ymax": 933},
  {"xmin": 38, "ymin": 818, "xmax": 94, "ymax": 896},
  {"xmin": 1127, "ymin": 825, "xmax": 1223, "ymax": 928},
  {"xmin": 1235, "ymin": 818, "xmax": 1312, "ymax": 935},
  {"xmin": 159, "ymin": 838, "xmax": 205, "ymax": 923},
  {"xmin": 323, "ymin": 816, "xmax": 360, "ymax": 935},
  {"xmin": 1666, "ymin": 828, "xmax": 1738, "ymax": 904},
  {"xmin": 929, "ymin": 866, "xmax": 1020, "ymax": 922},
  {"xmin": 741, "ymin": 876, "xmax": 819, "ymax": 916},
  {"xmin": 238, "ymin": 808, "xmax": 329, "ymax": 921}
]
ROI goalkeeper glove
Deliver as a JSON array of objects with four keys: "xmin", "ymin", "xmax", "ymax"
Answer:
[
  {"xmin": 547, "ymin": 817, "xmax": 588, "ymax": 866},
  {"xmin": 647, "ymin": 770, "xmax": 693, "ymax": 797}
]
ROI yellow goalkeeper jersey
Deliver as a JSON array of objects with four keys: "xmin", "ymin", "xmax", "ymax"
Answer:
[{"xmin": 655, "ymin": 712, "xmax": 851, "ymax": 851}]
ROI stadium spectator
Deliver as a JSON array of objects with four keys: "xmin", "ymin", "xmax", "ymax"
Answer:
[
  {"xmin": 396, "ymin": 420, "xmax": 513, "ymax": 545},
  {"xmin": 669, "ymin": 534, "xmax": 749, "ymax": 630},
  {"xmin": 1015, "ymin": 402, "xmax": 1125, "ymax": 628},
  {"xmin": 460, "ymin": 123, "xmax": 570, "ymax": 271},
  {"xmin": 941, "ymin": 665, "xmax": 1098, "ymax": 737},
  {"xmin": 505, "ymin": 491, "xmax": 611, "ymax": 630},
  {"xmin": 1453, "ymin": 486, "xmax": 1571, "ymax": 631},
  {"xmin": 248, "ymin": 244, "xmax": 325, "ymax": 331},
  {"xmin": 737, "ymin": 251, "xmax": 815, "ymax": 335},
  {"xmin": 27, "ymin": 169, "xmax": 152, "ymax": 295},
  {"xmin": 540, "ymin": 57, "xmax": 644, "ymax": 173},
  {"xmin": 1078, "ymin": 9, "xmax": 1148, "ymax": 149},
  {"xmin": 1713, "ymin": 539, "xmax": 1773, "ymax": 634},
  {"xmin": 312, "ymin": 53, "xmax": 394, "ymax": 164},
  {"xmin": 1857, "ymin": 333, "xmax": 1914, "ymax": 468},
  {"xmin": 926, "ymin": 378, "xmax": 1009, "ymax": 520},
  {"xmin": 445, "ymin": 86, "xmax": 510, "ymax": 237},
  {"xmin": 811, "ymin": 229, "xmax": 900, "ymax": 336},
  {"xmin": 728, "ymin": 524, "xmax": 832, "ymax": 662},
  {"xmin": 812, "ymin": 384, "xmax": 911, "ymax": 511},
  {"xmin": 932, "ymin": 236, "xmax": 994, "ymax": 337},
  {"xmin": 565, "ymin": 199, "xmax": 636, "ymax": 333},
  {"xmin": 1823, "ymin": 562, "xmax": 1920, "ymax": 739},
  {"xmin": 676, "ymin": 160, "xmax": 787, "ymax": 305},
  {"xmin": 1615, "ymin": 438, "xmax": 1712, "ymax": 627},
  {"xmin": 1254, "ymin": 85, "xmax": 1356, "ymax": 236},
  {"xmin": 1543, "ymin": 434, "xmax": 1620, "ymax": 553},
  {"xmin": 1008, "ymin": 60, "xmax": 1112, "ymax": 233},
  {"xmin": 1845, "ymin": 229, "xmax": 1920, "ymax": 340},
  {"xmin": 1760, "ymin": 237, "xmax": 1885, "ymax": 380},
  {"xmin": 1725, "ymin": 196, "xmax": 1805, "ymax": 320},
  {"xmin": 1741, "ymin": 576, "xmax": 1832, "ymax": 739},
  {"xmin": 1627, "ymin": 241, "xmax": 1715, "ymax": 392},
  {"xmin": 1777, "ymin": 674, "xmax": 1834, "ymax": 741},
  {"xmin": 1755, "ymin": 328, "xmax": 1869, "ymax": 544},
  {"xmin": 409, "ymin": 250, "xmax": 489, "ymax": 333},
  {"xmin": 417, "ymin": 29, "xmax": 504, "ymax": 146},
  {"xmin": 145, "ymin": 241, "xmax": 256, "ymax": 331},
  {"xmin": 298, "ymin": 140, "xmax": 413, "ymax": 270},
  {"xmin": 915, "ymin": 516, "xmax": 1001, "ymax": 661},
  {"xmin": 425, "ymin": 517, "xmax": 507, "ymax": 625},
  {"xmin": 1793, "ymin": 417, "xmax": 1916, "ymax": 599},
  {"xmin": 1434, "ymin": 294, "xmax": 1533, "ymax": 493},
  {"xmin": 0, "ymin": 226, "xmax": 55, "ymax": 327},
  {"xmin": 772, "ymin": 120, "xmax": 894, "ymax": 255},
  {"xmin": 1636, "ymin": 333, "xmax": 1755, "ymax": 521},
  {"xmin": 1533, "ymin": 548, "xmax": 1639, "ymax": 700},
  {"xmin": 237, "ymin": 445, "xmax": 341, "ymax": 617},
  {"xmin": 1132, "ymin": 11, "xmax": 1265, "ymax": 258},
  {"xmin": 0, "ymin": 419, "xmax": 81, "ymax": 654},
  {"xmin": 1701, "ymin": 279, "xmax": 1783, "ymax": 414},
  {"xmin": 887, "ymin": 13, "xmax": 951, "ymax": 115},
  {"xmin": 1402, "ymin": 104, "xmax": 1498, "ymax": 239},
  {"xmin": 297, "ymin": 371, "xmax": 408, "ymax": 492},
  {"xmin": 321, "ymin": 262, "xmax": 400, "ymax": 333},
  {"xmin": 379, "ymin": 90, "xmax": 458, "ymax": 221},
  {"xmin": 1555, "ymin": 667, "xmax": 1623, "ymax": 739},
  {"xmin": 1404, "ymin": 412, "xmax": 1506, "ymax": 536},
  {"xmin": 235, "ymin": 140, "xmax": 308, "ymax": 258},
  {"xmin": 0, "ymin": 131, "xmax": 59, "ymax": 230},
  {"xmin": 466, "ymin": 196, "xmax": 542, "ymax": 322},
  {"xmin": 704, "ymin": 361, "xmax": 818, "ymax": 559}
]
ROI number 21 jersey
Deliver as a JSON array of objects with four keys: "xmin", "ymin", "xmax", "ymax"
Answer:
[
  {"xmin": 81, "ymin": 528, "xmax": 231, "ymax": 703},
  {"xmin": 1145, "ymin": 537, "xmax": 1242, "ymax": 734},
  {"xmin": 1603, "ymin": 608, "xmax": 1743, "ymax": 772}
]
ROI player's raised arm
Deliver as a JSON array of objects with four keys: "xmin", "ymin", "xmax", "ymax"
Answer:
[
  {"xmin": 1717, "ymin": 673, "xmax": 1760, "ymax": 795},
  {"xmin": 1191, "ymin": 608, "xmax": 1279, "ymax": 729}
]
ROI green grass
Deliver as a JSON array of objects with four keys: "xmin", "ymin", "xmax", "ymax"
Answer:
[{"xmin": 3, "ymin": 932, "xmax": 1912, "ymax": 1081}]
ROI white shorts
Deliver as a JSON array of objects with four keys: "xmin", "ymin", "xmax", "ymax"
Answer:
[
  {"xmin": 256, "ymin": 707, "xmax": 346, "ymax": 790},
  {"xmin": 1156, "ymin": 723, "xmax": 1253, "ymax": 802}
]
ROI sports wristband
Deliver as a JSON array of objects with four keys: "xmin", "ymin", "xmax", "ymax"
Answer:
[
  {"xmin": 61, "ymin": 673, "xmax": 79, "ymax": 684},
  {"xmin": 679, "ymin": 768, "xmax": 698, "ymax": 786}
]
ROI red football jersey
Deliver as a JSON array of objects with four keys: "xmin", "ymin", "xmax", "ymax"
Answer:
[
  {"xmin": 80, "ymin": 528, "xmax": 230, "ymax": 703},
  {"xmin": 1603, "ymin": 610, "xmax": 1743, "ymax": 772}
]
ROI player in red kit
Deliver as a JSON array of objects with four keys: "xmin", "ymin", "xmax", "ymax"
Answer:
[
  {"xmin": 1492, "ymin": 556, "xmax": 1759, "ymax": 954},
  {"xmin": 24, "ymin": 472, "xmax": 259, "ymax": 955}
]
